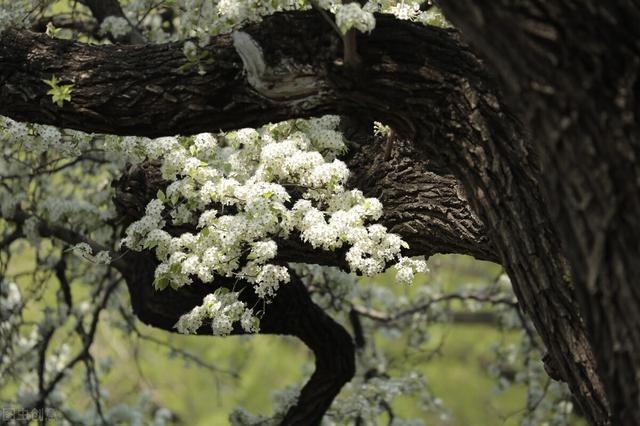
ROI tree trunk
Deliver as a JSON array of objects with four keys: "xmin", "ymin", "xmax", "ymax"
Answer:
[{"xmin": 436, "ymin": 2, "xmax": 640, "ymax": 424}]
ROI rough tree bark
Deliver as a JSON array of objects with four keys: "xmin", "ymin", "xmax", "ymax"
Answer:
[
  {"xmin": 2, "ymin": 6, "xmax": 632, "ymax": 424},
  {"xmin": 436, "ymin": 2, "xmax": 640, "ymax": 424}
]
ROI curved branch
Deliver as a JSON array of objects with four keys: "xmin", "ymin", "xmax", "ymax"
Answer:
[{"xmin": 121, "ymin": 249, "xmax": 354, "ymax": 426}]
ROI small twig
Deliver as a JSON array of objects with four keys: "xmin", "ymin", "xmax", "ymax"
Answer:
[
  {"xmin": 352, "ymin": 291, "xmax": 517, "ymax": 323},
  {"xmin": 84, "ymin": 355, "xmax": 107, "ymax": 424},
  {"xmin": 383, "ymin": 128, "xmax": 396, "ymax": 161},
  {"xmin": 16, "ymin": 280, "xmax": 120, "ymax": 414},
  {"xmin": 342, "ymin": 28, "xmax": 361, "ymax": 67},
  {"xmin": 120, "ymin": 307, "xmax": 239, "ymax": 378},
  {"xmin": 55, "ymin": 257, "xmax": 73, "ymax": 309},
  {"xmin": 36, "ymin": 327, "xmax": 55, "ymax": 426},
  {"xmin": 349, "ymin": 308, "xmax": 366, "ymax": 349}
]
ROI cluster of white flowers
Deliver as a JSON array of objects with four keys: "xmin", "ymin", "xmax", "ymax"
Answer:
[
  {"xmin": 388, "ymin": 1, "xmax": 422, "ymax": 20},
  {"xmin": 173, "ymin": 0, "xmax": 294, "ymax": 38},
  {"xmin": 0, "ymin": 117, "xmax": 85, "ymax": 159},
  {"xmin": 70, "ymin": 242, "xmax": 112, "ymax": 265},
  {"xmin": 335, "ymin": 2, "xmax": 376, "ymax": 34},
  {"xmin": 104, "ymin": 134, "xmax": 146, "ymax": 162},
  {"xmin": 418, "ymin": 6, "xmax": 450, "ymax": 28},
  {"xmin": 170, "ymin": 0, "xmax": 443, "ymax": 41},
  {"xmin": 0, "ymin": 280, "xmax": 21, "ymax": 322},
  {"xmin": 72, "ymin": 242, "xmax": 93, "ymax": 258},
  {"xmin": 118, "ymin": 116, "xmax": 426, "ymax": 336},
  {"xmin": 22, "ymin": 216, "xmax": 40, "ymax": 244},
  {"xmin": 15, "ymin": 343, "xmax": 86, "ymax": 414},
  {"xmin": 42, "ymin": 196, "xmax": 107, "ymax": 223},
  {"xmin": 99, "ymin": 16, "xmax": 131, "ymax": 39},
  {"xmin": 0, "ymin": 288, "xmax": 72, "ymax": 407},
  {"xmin": 328, "ymin": 371, "xmax": 430, "ymax": 423},
  {"xmin": 95, "ymin": 250, "xmax": 112, "ymax": 264},
  {"xmin": 395, "ymin": 256, "xmax": 429, "ymax": 284},
  {"xmin": 174, "ymin": 288, "xmax": 259, "ymax": 335},
  {"xmin": 0, "ymin": 0, "xmax": 40, "ymax": 32}
]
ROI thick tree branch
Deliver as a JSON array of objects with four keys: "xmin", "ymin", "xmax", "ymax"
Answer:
[
  {"xmin": 0, "ymin": 13, "xmax": 335, "ymax": 136},
  {"xmin": 347, "ymin": 134, "xmax": 494, "ymax": 262}
]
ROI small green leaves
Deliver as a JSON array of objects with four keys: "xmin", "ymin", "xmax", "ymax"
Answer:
[
  {"xmin": 153, "ymin": 276, "xmax": 170, "ymax": 291},
  {"xmin": 43, "ymin": 75, "xmax": 74, "ymax": 107},
  {"xmin": 177, "ymin": 40, "xmax": 214, "ymax": 75},
  {"xmin": 214, "ymin": 287, "xmax": 230, "ymax": 297},
  {"xmin": 45, "ymin": 22, "xmax": 62, "ymax": 38}
]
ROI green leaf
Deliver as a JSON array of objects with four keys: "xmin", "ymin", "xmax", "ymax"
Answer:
[
  {"xmin": 42, "ymin": 76, "xmax": 59, "ymax": 88},
  {"xmin": 142, "ymin": 239, "xmax": 158, "ymax": 250},
  {"xmin": 45, "ymin": 22, "xmax": 62, "ymax": 38},
  {"xmin": 153, "ymin": 277, "xmax": 169, "ymax": 291},
  {"xmin": 43, "ymin": 75, "xmax": 74, "ymax": 107},
  {"xmin": 157, "ymin": 189, "xmax": 166, "ymax": 202},
  {"xmin": 170, "ymin": 191, "xmax": 180, "ymax": 205},
  {"xmin": 214, "ymin": 287, "xmax": 230, "ymax": 297}
]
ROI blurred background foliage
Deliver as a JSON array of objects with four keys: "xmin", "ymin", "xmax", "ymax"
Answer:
[{"xmin": 1, "ymin": 242, "xmax": 585, "ymax": 425}]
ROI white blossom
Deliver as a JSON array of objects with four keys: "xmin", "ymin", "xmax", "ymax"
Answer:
[
  {"xmin": 335, "ymin": 2, "xmax": 376, "ymax": 34},
  {"xmin": 22, "ymin": 216, "xmax": 40, "ymax": 243},
  {"xmin": 99, "ymin": 16, "xmax": 130, "ymax": 39},
  {"xmin": 72, "ymin": 242, "xmax": 93, "ymax": 258},
  {"xmin": 240, "ymin": 309, "xmax": 259, "ymax": 333},
  {"xmin": 95, "ymin": 251, "xmax": 112, "ymax": 265}
]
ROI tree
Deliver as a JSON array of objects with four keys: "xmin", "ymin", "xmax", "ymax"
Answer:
[{"xmin": 0, "ymin": 0, "xmax": 638, "ymax": 425}]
